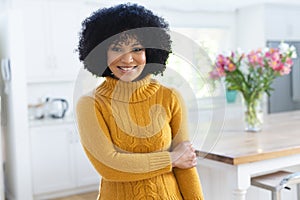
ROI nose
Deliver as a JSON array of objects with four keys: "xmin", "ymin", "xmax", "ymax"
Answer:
[{"xmin": 120, "ymin": 52, "xmax": 133, "ymax": 63}]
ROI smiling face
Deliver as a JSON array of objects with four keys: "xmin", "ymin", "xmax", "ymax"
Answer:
[{"xmin": 107, "ymin": 37, "xmax": 146, "ymax": 82}]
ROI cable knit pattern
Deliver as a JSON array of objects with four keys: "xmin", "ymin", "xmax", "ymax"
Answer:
[{"xmin": 76, "ymin": 75, "xmax": 204, "ymax": 200}]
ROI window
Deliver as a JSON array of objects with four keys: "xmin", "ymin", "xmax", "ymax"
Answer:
[
  {"xmin": 165, "ymin": 28, "xmax": 231, "ymax": 99},
  {"xmin": 158, "ymin": 28, "xmax": 232, "ymax": 147}
]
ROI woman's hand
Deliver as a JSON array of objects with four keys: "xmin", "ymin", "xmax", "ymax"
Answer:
[{"xmin": 170, "ymin": 141, "xmax": 197, "ymax": 169}]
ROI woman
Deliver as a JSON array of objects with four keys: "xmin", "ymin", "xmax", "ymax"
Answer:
[{"xmin": 76, "ymin": 3, "xmax": 204, "ymax": 200}]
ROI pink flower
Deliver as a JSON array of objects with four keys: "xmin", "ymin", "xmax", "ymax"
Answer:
[
  {"xmin": 226, "ymin": 62, "xmax": 236, "ymax": 72},
  {"xmin": 216, "ymin": 54, "xmax": 230, "ymax": 67},
  {"xmin": 247, "ymin": 50, "xmax": 264, "ymax": 67},
  {"xmin": 280, "ymin": 66, "xmax": 291, "ymax": 75},
  {"xmin": 209, "ymin": 42, "xmax": 296, "ymax": 99},
  {"xmin": 270, "ymin": 60, "xmax": 292, "ymax": 75},
  {"xmin": 268, "ymin": 60, "xmax": 280, "ymax": 70},
  {"xmin": 271, "ymin": 62, "xmax": 284, "ymax": 72},
  {"xmin": 265, "ymin": 48, "xmax": 281, "ymax": 62},
  {"xmin": 285, "ymin": 57, "xmax": 293, "ymax": 66},
  {"xmin": 209, "ymin": 67, "xmax": 225, "ymax": 79}
]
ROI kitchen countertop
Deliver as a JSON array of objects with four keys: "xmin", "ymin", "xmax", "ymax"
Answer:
[
  {"xmin": 197, "ymin": 110, "xmax": 300, "ymax": 200},
  {"xmin": 198, "ymin": 110, "xmax": 300, "ymax": 165},
  {"xmin": 28, "ymin": 114, "xmax": 76, "ymax": 127}
]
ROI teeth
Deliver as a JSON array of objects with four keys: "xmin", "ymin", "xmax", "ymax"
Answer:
[{"xmin": 119, "ymin": 66, "xmax": 135, "ymax": 71}]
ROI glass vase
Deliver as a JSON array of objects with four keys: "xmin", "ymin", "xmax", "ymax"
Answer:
[{"xmin": 243, "ymin": 94, "xmax": 264, "ymax": 132}]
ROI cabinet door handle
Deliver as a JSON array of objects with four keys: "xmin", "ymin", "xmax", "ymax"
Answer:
[{"xmin": 292, "ymin": 58, "xmax": 300, "ymax": 102}]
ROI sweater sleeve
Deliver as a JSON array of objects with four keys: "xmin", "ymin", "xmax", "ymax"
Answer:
[
  {"xmin": 170, "ymin": 89, "xmax": 204, "ymax": 200},
  {"xmin": 76, "ymin": 95, "xmax": 172, "ymax": 182}
]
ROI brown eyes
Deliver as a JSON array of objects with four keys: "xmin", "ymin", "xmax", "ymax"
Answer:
[
  {"xmin": 132, "ymin": 48, "xmax": 144, "ymax": 52},
  {"xmin": 110, "ymin": 47, "xmax": 144, "ymax": 53}
]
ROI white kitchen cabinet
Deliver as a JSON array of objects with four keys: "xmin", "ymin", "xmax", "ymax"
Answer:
[
  {"xmin": 264, "ymin": 5, "xmax": 300, "ymax": 41},
  {"xmin": 45, "ymin": 1, "xmax": 83, "ymax": 82},
  {"xmin": 22, "ymin": 2, "xmax": 49, "ymax": 83},
  {"xmin": 23, "ymin": 1, "xmax": 83, "ymax": 83},
  {"xmin": 30, "ymin": 124, "xmax": 75, "ymax": 194},
  {"xmin": 236, "ymin": 4, "xmax": 300, "ymax": 50},
  {"xmin": 30, "ymin": 122, "xmax": 99, "ymax": 197},
  {"xmin": 74, "ymin": 138, "xmax": 100, "ymax": 187}
]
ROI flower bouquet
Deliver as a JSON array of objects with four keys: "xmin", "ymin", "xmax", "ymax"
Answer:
[{"xmin": 210, "ymin": 43, "xmax": 297, "ymax": 132}]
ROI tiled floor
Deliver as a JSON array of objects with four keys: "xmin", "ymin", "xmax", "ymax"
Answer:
[{"xmin": 52, "ymin": 191, "xmax": 98, "ymax": 200}]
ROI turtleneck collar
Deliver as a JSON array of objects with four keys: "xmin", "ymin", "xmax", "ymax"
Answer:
[{"xmin": 95, "ymin": 75, "xmax": 160, "ymax": 102}]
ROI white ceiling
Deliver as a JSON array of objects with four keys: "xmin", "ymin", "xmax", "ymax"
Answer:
[{"xmin": 98, "ymin": 0, "xmax": 300, "ymax": 11}]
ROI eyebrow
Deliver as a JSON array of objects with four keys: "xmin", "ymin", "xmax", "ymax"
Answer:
[
  {"xmin": 132, "ymin": 43, "xmax": 142, "ymax": 47},
  {"xmin": 111, "ymin": 42, "xmax": 143, "ymax": 47}
]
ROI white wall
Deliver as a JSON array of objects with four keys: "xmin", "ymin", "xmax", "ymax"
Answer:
[
  {"xmin": 236, "ymin": 3, "xmax": 300, "ymax": 50},
  {"xmin": 236, "ymin": 4, "xmax": 266, "ymax": 50},
  {"xmin": 84, "ymin": 1, "xmax": 237, "ymax": 50},
  {"xmin": 160, "ymin": 9, "xmax": 236, "ymax": 49}
]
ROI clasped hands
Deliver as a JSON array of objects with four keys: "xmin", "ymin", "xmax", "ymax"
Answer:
[{"xmin": 170, "ymin": 141, "xmax": 197, "ymax": 169}]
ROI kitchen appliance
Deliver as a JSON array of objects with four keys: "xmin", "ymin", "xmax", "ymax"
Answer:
[
  {"xmin": 28, "ymin": 102, "xmax": 45, "ymax": 120},
  {"xmin": 28, "ymin": 97, "xmax": 69, "ymax": 120},
  {"xmin": 45, "ymin": 97, "xmax": 69, "ymax": 119},
  {"xmin": 0, "ymin": 8, "xmax": 33, "ymax": 200},
  {"xmin": 0, "ymin": 97, "xmax": 4, "ymax": 200},
  {"xmin": 267, "ymin": 41, "xmax": 300, "ymax": 113}
]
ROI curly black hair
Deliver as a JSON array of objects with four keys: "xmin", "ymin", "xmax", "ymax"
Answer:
[{"xmin": 77, "ymin": 3, "xmax": 172, "ymax": 78}]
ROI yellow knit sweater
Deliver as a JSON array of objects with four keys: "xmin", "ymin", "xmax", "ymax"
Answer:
[{"xmin": 76, "ymin": 75, "xmax": 204, "ymax": 200}]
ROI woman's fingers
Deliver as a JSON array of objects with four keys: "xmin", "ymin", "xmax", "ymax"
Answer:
[{"xmin": 171, "ymin": 141, "xmax": 198, "ymax": 169}]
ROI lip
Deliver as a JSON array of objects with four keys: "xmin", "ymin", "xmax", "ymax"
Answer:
[{"xmin": 117, "ymin": 66, "xmax": 137, "ymax": 72}]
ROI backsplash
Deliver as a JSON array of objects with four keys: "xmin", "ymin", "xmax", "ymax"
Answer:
[{"xmin": 27, "ymin": 81, "xmax": 75, "ymax": 118}]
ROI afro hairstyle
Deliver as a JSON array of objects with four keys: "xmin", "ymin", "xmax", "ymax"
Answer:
[{"xmin": 77, "ymin": 3, "xmax": 172, "ymax": 77}]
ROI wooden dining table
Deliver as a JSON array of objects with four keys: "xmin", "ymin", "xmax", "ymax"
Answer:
[{"xmin": 196, "ymin": 110, "xmax": 300, "ymax": 200}]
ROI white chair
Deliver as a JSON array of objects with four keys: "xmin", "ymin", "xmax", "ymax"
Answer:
[{"xmin": 251, "ymin": 171, "xmax": 300, "ymax": 200}]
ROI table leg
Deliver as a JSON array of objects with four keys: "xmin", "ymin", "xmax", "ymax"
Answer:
[{"xmin": 232, "ymin": 189, "xmax": 247, "ymax": 200}]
